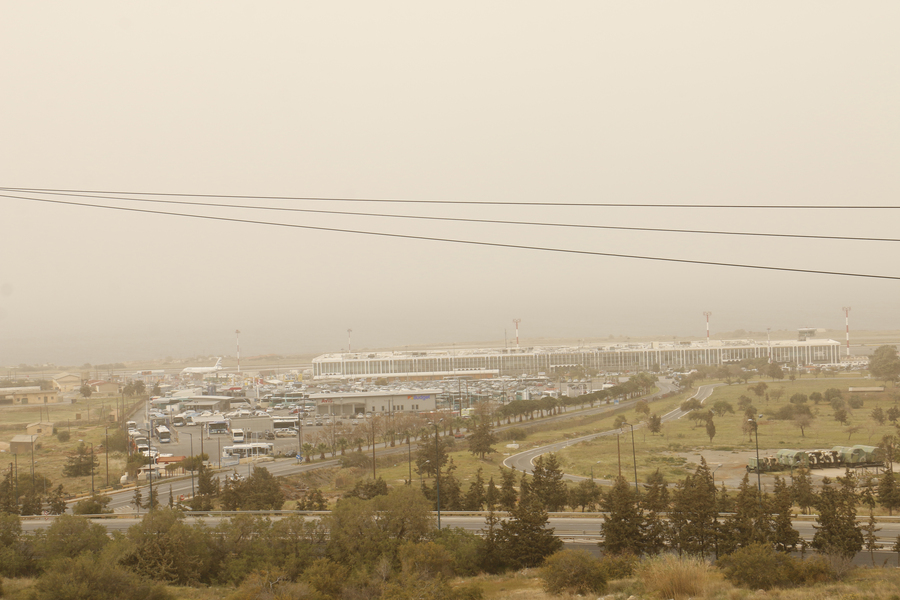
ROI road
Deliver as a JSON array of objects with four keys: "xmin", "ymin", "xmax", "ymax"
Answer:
[
  {"xmin": 99, "ymin": 380, "xmax": 681, "ymax": 511},
  {"xmin": 503, "ymin": 379, "xmax": 692, "ymax": 479}
]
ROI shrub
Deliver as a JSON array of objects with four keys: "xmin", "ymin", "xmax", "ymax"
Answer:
[
  {"xmin": 28, "ymin": 554, "xmax": 172, "ymax": 600},
  {"xmin": 716, "ymin": 543, "xmax": 837, "ymax": 589},
  {"xmin": 498, "ymin": 427, "xmax": 527, "ymax": 442},
  {"xmin": 848, "ymin": 395, "xmax": 864, "ymax": 409},
  {"xmin": 636, "ymin": 553, "xmax": 710, "ymax": 599},
  {"xmin": 599, "ymin": 551, "xmax": 638, "ymax": 580},
  {"xmin": 58, "ymin": 430, "xmax": 71, "ymax": 442},
  {"xmin": 540, "ymin": 549, "xmax": 607, "ymax": 596}
]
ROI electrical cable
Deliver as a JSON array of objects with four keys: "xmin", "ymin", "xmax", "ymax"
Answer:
[
  {"xmin": 3, "ymin": 185, "xmax": 897, "ymax": 209},
  {"xmin": 5, "ymin": 191, "xmax": 899, "ymax": 281},
  {"xmin": 5, "ymin": 188, "xmax": 898, "ymax": 244}
]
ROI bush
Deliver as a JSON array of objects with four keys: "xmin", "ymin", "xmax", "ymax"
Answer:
[
  {"xmin": 28, "ymin": 554, "xmax": 172, "ymax": 600},
  {"xmin": 716, "ymin": 543, "xmax": 837, "ymax": 589},
  {"xmin": 636, "ymin": 554, "xmax": 710, "ymax": 599},
  {"xmin": 498, "ymin": 427, "xmax": 527, "ymax": 442},
  {"xmin": 599, "ymin": 551, "xmax": 638, "ymax": 579},
  {"xmin": 540, "ymin": 549, "xmax": 607, "ymax": 596},
  {"xmin": 58, "ymin": 430, "xmax": 71, "ymax": 442},
  {"xmin": 848, "ymin": 395, "xmax": 864, "ymax": 409}
]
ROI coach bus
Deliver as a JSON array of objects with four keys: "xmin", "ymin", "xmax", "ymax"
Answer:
[
  {"xmin": 207, "ymin": 420, "xmax": 230, "ymax": 435},
  {"xmin": 222, "ymin": 443, "xmax": 274, "ymax": 459}
]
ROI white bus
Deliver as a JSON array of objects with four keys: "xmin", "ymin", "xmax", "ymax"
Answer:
[
  {"xmin": 155, "ymin": 425, "xmax": 172, "ymax": 443},
  {"xmin": 222, "ymin": 443, "xmax": 274, "ymax": 459},
  {"xmin": 232, "ymin": 428, "xmax": 245, "ymax": 443},
  {"xmin": 207, "ymin": 420, "xmax": 230, "ymax": 435},
  {"xmin": 272, "ymin": 417, "xmax": 298, "ymax": 432}
]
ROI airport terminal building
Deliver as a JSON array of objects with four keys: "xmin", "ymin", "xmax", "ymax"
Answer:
[{"xmin": 312, "ymin": 338, "xmax": 843, "ymax": 380}]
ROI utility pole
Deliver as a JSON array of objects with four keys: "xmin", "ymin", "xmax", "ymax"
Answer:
[{"xmin": 842, "ymin": 307, "xmax": 851, "ymax": 357}]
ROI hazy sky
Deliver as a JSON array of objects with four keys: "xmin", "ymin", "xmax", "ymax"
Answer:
[{"xmin": 2, "ymin": 2, "xmax": 899, "ymax": 366}]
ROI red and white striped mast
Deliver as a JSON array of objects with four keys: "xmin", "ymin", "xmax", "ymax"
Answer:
[
  {"xmin": 842, "ymin": 307, "xmax": 851, "ymax": 357},
  {"xmin": 703, "ymin": 311, "xmax": 711, "ymax": 346},
  {"xmin": 513, "ymin": 318, "xmax": 521, "ymax": 348}
]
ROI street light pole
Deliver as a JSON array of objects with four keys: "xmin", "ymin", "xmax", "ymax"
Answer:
[
  {"xmin": 184, "ymin": 431, "xmax": 195, "ymax": 500},
  {"xmin": 628, "ymin": 423, "xmax": 639, "ymax": 496},
  {"xmin": 89, "ymin": 442, "xmax": 94, "ymax": 494},
  {"xmin": 435, "ymin": 419, "xmax": 443, "ymax": 530},
  {"xmin": 749, "ymin": 415, "xmax": 763, "ymax": 493},
  {"xmin": 105, "ymin": 427, "xmax": 109, "ymax": 487}
]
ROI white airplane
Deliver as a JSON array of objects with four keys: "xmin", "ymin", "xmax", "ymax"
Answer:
[{"xmin": 181, "ymin": 358, "xmax": 224, "ymax": 375}]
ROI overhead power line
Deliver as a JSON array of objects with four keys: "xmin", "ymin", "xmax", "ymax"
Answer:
[
  {"xmin": 2, "ymin": 186, "xmax": 898, "ymax": 209},
  {"xmin": 4, "ymin": 188, "xmax": 898, "ymax": 244},
  {"xmin": 5, "ymin": 192, "xmax": 899, "ymax": 281}
]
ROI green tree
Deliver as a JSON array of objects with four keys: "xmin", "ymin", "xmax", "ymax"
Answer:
[
  {"xmin": 872, "ymin": 406, "xmax": 887, "ymax": 425},
  {"xmin": 833, "ymin": 408, "xmax": 850, "ymax": 425},
  {"xmin": 705, "ymin": 416, "xmax": 716, "ymax": 443},
  {"xmin": 72, "ymin": 494, "xmax": 112, "ymax": 515},
  {"xmin": 415, "ymin": 428, "xmax": 451, "ymax": 478},
  {"xmin": 648, "ymin": 413, "xmax": 662, "ymax": 434},
  {"xmin": 870, "ymin": 345, "xmax": 900, "ymax": 384},
  {"xmin": 463, "ymin": 468, "xmax": 486, "ymax": 511},
  {"xmin": 119, "ymin": 508, "xmax": 216, "ymax": 585},
  {"xmin": 190, "ymin": 462, "xmax": 219, "ymax": 511},
  {"xmin": 600, "ymin": 476, "xmax": 642, "ymax": 556},
  {"xmin": 530, "ymin": 453, "xmax": 568, "ymax": 512},
  {"xmin": 62, "ymin": 442, "xmax": 99, "ymax": 477},
  {"xmin": 36, "ymin": 514, "xmax": 109, "ymax": 567},
  {"xmin": 497, "ymin": 495, "xmax": 563, "ymax": 569},
  {"xmin": 325, "ymin": 486, "xmax": 434, "ymax": 568},
  {"xmin": 669, "ymin": 458, "xmax": 718, "ymax": 557},
  {"xmin": 27, "ymin": 554, "xmax": 172, "ymax": 600},
  {"xmin": 468, "ymin": 421, "xmax": 497, "ymax": 459},
  {"xmin": 719, "ymin": 473, "xmax": 771, "ymax": 556},
  {"xmin": 498, "ymin": 466, "xmax": 518, "ymax": 510},
  {"xmin": 47, "ymin": 484, "xmax": 68, "ymax": 515},
  {"xmin": 641, "ymin": 469, "xmax": 670, "ymax": 555},
  {"xmin": 241, "ymin": 466, "xmax": 284, "ymax": 510},
  {"xmin": 771, "ymin": 476, "xmax": 800, "ymax": 552},
  {"xmin": 878, "ymin": 470, "xmax": 900, "ymax": 516},
  {"xmin": 791, "ymin": 469, "xmax": 815, "ymax": 515},
  {"xmin": 79, "ymin": 383, "xmax": 92, "ymax": 399},
  {"xmin": 766, "ymin": 363, "xmax": 784, "ymax": 381},
  {"xmin": 812, "ymin": 479, "xmax": 864, "ymax": 559},
  {"xmin": 568, "ymin": 478, "xmax": 601, "ymax": 512},
  {"xmin": 711, "ymin": 400, "xmax": 734, "ymax": 416}
]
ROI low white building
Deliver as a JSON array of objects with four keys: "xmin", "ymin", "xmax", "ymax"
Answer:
[{"xmin": 307, "ymin": 389, "xmax": 439, "ymax": 418}]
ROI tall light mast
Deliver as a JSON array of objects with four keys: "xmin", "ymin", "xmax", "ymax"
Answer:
[
  {"xmin": 842, "ymin": 307, "xmax": 851, "ymax": 357},
  {"xmin": 235, "ymin": 329, "xmax": 241, "ymax": 373},
  {"xmin": 703, "ymin": 311, "xmax": 712, "ymax": 346},
  {"xmin": 512, "ymin": 319, "xmax": 521, "ymax": 348},
  {"xmin": 347, "ymin": 329, "xmax": 352, "ymax": 353}
]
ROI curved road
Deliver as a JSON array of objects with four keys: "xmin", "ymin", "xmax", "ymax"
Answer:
[{"xmin": 503, "ymin": 381, "xmax": 716, "ymax": 480}]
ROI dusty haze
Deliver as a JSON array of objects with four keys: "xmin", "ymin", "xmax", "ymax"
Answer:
[{"xmin": 1, "ymin": 2, "xmax": 898, "ymax": 366}]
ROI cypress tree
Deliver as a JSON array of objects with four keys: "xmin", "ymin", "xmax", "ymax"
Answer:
[
  {"xmin": 791, "ymin": 468, "xmax": 815, "ymax": 515},
  {"xmin": 498, "ymin": 467, "xmax": 518, "ymax": 511},
  {"xmin": 878, "ymin": 470, "xmax": 900, "ymax": 516},
  {"xmin": 497, "ymin": 495, "xmax": 563, "ymax": 569},
  {"xmin": 771, "ymin": 476, "xmax": 800, "ymax": 552},
  {"xmin": 464, "ymin": 468, "xmax": 486, "ymax": 510},
  {"xmin": 812, "ymin": 478, "xmax": 864, "ymax": 559},
  {"xmin": 669, "ymin": 458, "xmax": 718, "ymax": 557},
  {"xmin": 641, "ymin": 469, "xmax": 670, "ymax": 555},
  {"xmin": 485, "ymin": 476, "xmax": 499, "ymax": 510},
  {"xmin": 530, "ymin": 453, "xmax": 568, "ymax": 512},
  {"xmin": 600, "ymin": 475, "xmax": 643, "ymax": 555}
]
